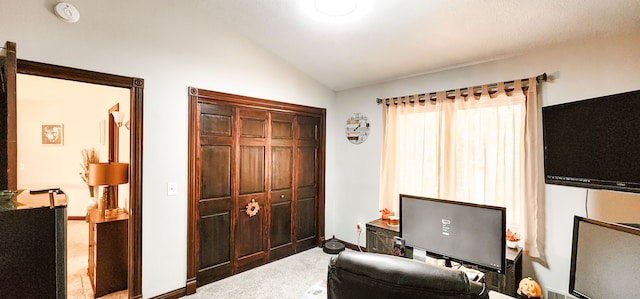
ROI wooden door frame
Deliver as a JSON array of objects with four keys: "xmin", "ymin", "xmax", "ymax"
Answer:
[
  {"xmin": 186, "ymin": 87, "xmax": 326, "ymax": 295},
  {"xmin": 3, "ymin": 41, "xmax": 17, "ymax": 190},
  {"xmin": 108, "ymin": 103, "xmax": 120, "ymax": 163},
  {"xmin": 13, "ymin": 60, "xmax": 144, "ymax": 299}
]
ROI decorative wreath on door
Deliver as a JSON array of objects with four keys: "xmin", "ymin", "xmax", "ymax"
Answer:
[{"xmin": 246, "ymin": 199, "xmax": 260, "ymax": 217}]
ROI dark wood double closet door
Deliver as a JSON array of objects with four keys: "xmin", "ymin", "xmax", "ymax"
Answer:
[{"xmin": 187, "ymin": 88, "xmax": 326, "ymax": 292}]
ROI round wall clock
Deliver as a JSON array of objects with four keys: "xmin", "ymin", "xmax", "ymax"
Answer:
[{"xmin": 345, "ymin": 113, "xmax": 370, "ymax": 144}]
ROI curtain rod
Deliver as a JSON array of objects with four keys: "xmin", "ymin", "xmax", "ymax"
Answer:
[{"xmin": 376, "ymin": 73, "xmax": 547, "ymax": 105}]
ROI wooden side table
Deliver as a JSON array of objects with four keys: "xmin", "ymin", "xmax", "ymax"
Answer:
[
  {"xmin": 483, "ymin": 246, "xmax": 522, "ymax": 296},
  {"xmin": 88, "ymin": 209, "xmax": 128, "ymax": 297},
  {"xmin": 365, "ymin": 218, "xmax": 399, "ymax": 254}
]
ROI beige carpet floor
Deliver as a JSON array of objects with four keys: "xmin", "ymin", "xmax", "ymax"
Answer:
[
  {"xmin": 185, "ymin": 247, "xmax": 335, "ymax": 299},
  {"xmin": 69, "ymin": 220, "xmax": 334, "ymax": 298},
  {"xmin": 67, "ymin": 220, "xmax": 128, "ymax": 299}
]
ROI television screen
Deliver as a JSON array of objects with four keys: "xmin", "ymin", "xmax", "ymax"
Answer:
[
  {"xmin": 542, "ymin": 89, "xmax": 640, "ymax": 193},
  {"xmin": 569, "ymin": 216, "xmax": 640, "ymax": 298},
  {"xmin": 399, "ymin": 194, "xmax": 506, "ymax": 273}
]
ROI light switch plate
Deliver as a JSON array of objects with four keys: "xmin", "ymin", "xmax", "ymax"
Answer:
[{"xmin": 167, "ymin": 182, "xmax": 177, "ymax": 196}]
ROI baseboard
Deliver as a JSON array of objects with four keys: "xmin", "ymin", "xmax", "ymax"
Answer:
[
  {"xmin": 67, "ymin": 216, "xmax": 86, "ymax": 221},
  {"xmin": 148, "ymin": 287, "xmax": 186, "ymax": 299},
  {"xmin": 186, "ymin": 278, "xmax": 197, "ymax": 295},
  {"xmin": 326, "ymin": 238, "xmax": 366, "ymax": 252}
]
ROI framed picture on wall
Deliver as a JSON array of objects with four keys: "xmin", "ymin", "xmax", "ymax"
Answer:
[{"xmin": 42, "ymin": 124, "xmax": 64, "ymax": 145}]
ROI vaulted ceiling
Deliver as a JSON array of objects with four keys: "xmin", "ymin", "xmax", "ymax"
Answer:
[{"xmin": 204, "ymin": 0, "xmax": 640, "ymax": 91}]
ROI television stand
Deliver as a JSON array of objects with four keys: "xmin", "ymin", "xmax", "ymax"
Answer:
[{"xmin": 407, "ymin": 246, "xmax": 522, "ymax": 296}]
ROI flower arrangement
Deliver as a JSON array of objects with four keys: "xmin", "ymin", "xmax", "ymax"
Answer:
[
  {"xmin": 79, "ymin": 148, "xmax": 100, "ymax": 197},
  {"xmin": 379, "ymin": 208, "xmax": 391, "ymax": 220},
  {"xmin": 506, "ymin": 229, "xmax": 521, "ymax": 242},
  {"xmin": 506, "ymin": 228, "xmax": 521, "ymax": 248}
]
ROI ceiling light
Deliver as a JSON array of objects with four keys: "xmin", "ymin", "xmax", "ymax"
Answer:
[
  {"xmin": 301, "ymin": 0, "xmax": 371, "ymax": 23},
  {"xmin": 314, "ymin": 0, "xmax": 357, "ymax": 17}
]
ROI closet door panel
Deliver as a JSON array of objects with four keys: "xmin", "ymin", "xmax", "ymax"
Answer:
[
  {"xmin": 271, "ymin": 147, "xmax": 292, "ymax": 190},
  {"xmin": 272, "ymin": 117, "xmax": 294, "ymax": 139},
  {"xmin": 239, "ymin": 146, "xmax": 265, "ymax": 195},
  {"xmin": 296, "ymin": 187, "xmax": 317, "ymax": 240},
  {"xmin": 295, "ymin": 116, "xmax": 320, "ymax": 251},
  {"xmin": 297, "ymin": 147, "xmax": 317, "ymax": 187},
  {"xmin": 270, "ymin": 189, "xmax": 293, "ymax": 259},
  {"xmin": 197, "ymin": 103, "xmax": 234, "ymax": 284},
  {"xmin": 201, "ymin": 107, "xmax": 232, "ymax": 136},
  {"xmin": 296, "ymin": 146, "xmax": 317, "ymax": 242},
  {"xmin": 270, "ymin": 201, "xmax": 291, "ymax": 247},
  {"xmin": 235, "ymin": 194, "xmax": 267, "ymax": 258},
  {"xmin": 200, "ymin": 146, "xmax": 231, "ymax": 199},
  {"xmin": 297, "ymin": 117, "xmax": 318, "ymax": 141},
  {"xmin": 270, "ymin": 113, "xmax": 295, "ymax": 259},
  {"xmin": 239, "ymin": 109, "xmax": 266, "ymax": 138},
  {"xmin": 198, "ymin": 210, "xmax": 231, "ymax": 282},
  {"xmin": 235, "ymin": 108, "xmax": 268, "ymax": 272},
  {"xmin": 239, "ymin": 112, "xmax": 266, "ymax": 138}
]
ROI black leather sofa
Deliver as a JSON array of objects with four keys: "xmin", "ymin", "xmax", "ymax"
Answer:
[{"xmin": 327, "ymin": 250, "xmax": 489, "ymax": 299}]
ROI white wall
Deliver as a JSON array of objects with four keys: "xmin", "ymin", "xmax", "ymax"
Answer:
[
  {"xmin": 1, "ymin": 1, "xmax": 334, "ymax": 298},
  {"xmin": 332, "ymin": 31, "xmax": 640, "ymax": 295}
]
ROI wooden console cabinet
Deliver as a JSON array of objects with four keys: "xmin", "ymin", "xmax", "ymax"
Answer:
[
  {"xmin": 483, "ymin": 247, "xmax": 522, "ymax": 296},
  {"xmin": 0, "ymin": 191, "xmax": 67, "ymax": 298},
  {"xmin": 88, "ymin": 209, "xmax": 128, "ymax": 297},
  {"xmin": 366, "ymin": 218, "xmax": 399, "ymax": 254},
  {"xmin": 365, "ymin": 218, "xmax": 522, "ymax": 296}
]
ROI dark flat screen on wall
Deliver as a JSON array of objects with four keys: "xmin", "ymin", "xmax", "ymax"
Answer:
[{"xmin": 542, "ymin": 89, "xmax": 640, "ymax": 193}]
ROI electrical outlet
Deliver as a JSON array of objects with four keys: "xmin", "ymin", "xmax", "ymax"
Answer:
[
  {"xmin": 167, "ymin": 182, "xmax": 177, "ymax": 196},
  {"xmin": 356, "ymin": 223, "xmax": 362, "ymax": 233}
]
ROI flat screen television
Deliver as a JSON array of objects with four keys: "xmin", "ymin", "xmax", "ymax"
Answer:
[
  {"xmin": 542, "ymin": 89, "xmax": 640, "ymax": 193},
  {"xmin": 569, "ymin": 216, "xmax": 640, "ymax": 298},
  {"xmin": 399, "ymin": 194, "xmax": 506, "ymax": 273}
]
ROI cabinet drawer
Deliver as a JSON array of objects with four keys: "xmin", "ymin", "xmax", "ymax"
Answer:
[{"xmin": 366, "ymin": 223, "xmax": 399, "ymax": 254}]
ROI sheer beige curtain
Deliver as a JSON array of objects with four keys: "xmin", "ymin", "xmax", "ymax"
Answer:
[{"xmin": 379, "ymin": 79, "xmax": 541, "ymax": 256}]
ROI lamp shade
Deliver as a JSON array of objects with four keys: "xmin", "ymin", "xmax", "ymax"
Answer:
[
  {"xmin": 88, "ymin": 163, "xmax": 129, "ymax": 186},
  {"xmin": 112, "ymin": 111, "xmax": 127, "ymax": 127}
]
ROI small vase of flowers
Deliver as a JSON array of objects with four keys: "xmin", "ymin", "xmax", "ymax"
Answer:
[
  {"xmin": 506, "ymin": 229, "xmax": 521, "ymax": 249},
  {"xmin": 380, "ymin": 208, "xmax": 392, "ymax": 220}
]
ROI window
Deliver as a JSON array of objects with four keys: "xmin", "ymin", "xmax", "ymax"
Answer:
[{"xmin": 380, "ymin": 80, "xmax": 541, "ymax": 256}]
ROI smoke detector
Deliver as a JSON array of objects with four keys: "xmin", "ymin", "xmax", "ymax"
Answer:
[{"xmin": 54, "ymin": 2, "xmax": 80, "ymax": 23}]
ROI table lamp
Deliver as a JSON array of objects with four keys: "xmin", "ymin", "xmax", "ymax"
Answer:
[{"xmin": 88, "ymin": 162, "xmax": 128, "ymax": 218}]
